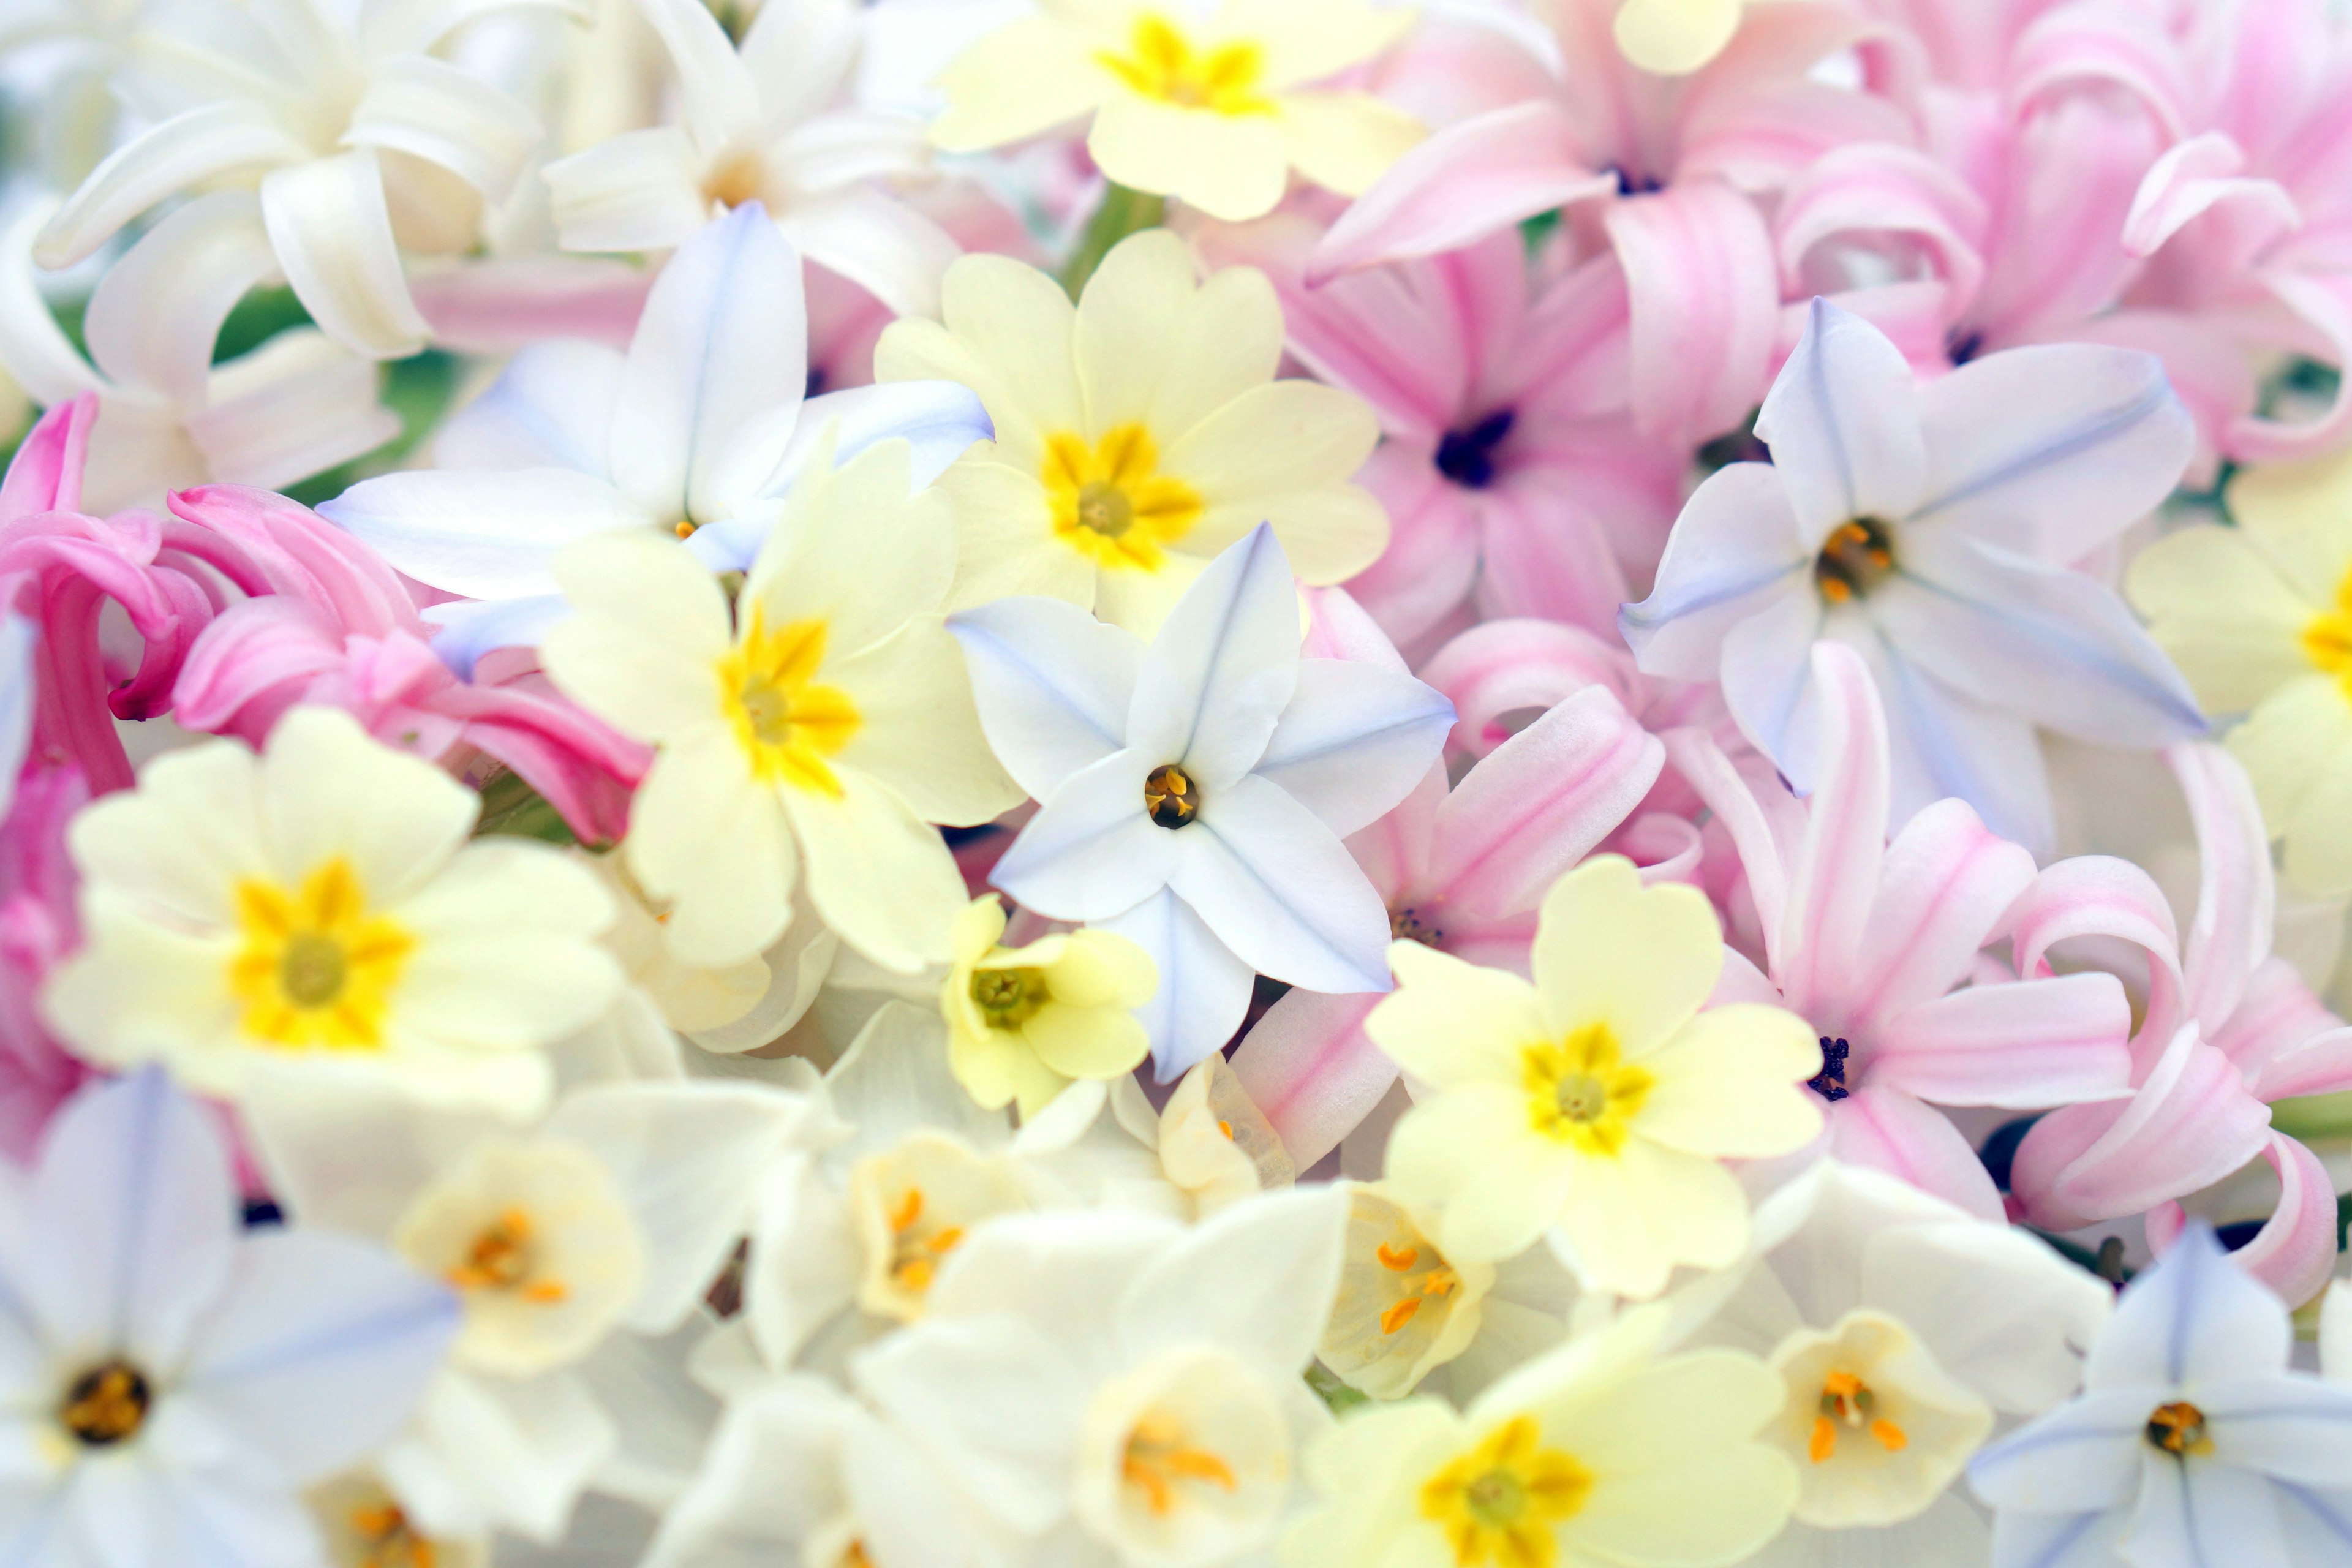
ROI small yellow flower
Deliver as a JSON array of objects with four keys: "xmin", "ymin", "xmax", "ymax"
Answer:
[
  {"xmin": 2129, "ymin": 448, "xmax": 2352, "ymax": 895},
  {"xmin": 929, "ymin": 0, "xmax": 1425, "ymax": 222},
  {"xmin": 941, "ymin": 896, "xmax": 1156, "ymax": 1118},
  {"xmin": 1285, "ymin": 1311, "xmax": 1797, "ymax": 1568},
  {"xmin": 877, "ymin": 230, "xmax": 1386, "ymax": 635},
  {"xmin": 1369, "ymin": 857, "xmax": 1822, "ymax": 1295},
  {"xmin": 1611, "ymin": 0, "xmax": 1746, "ymax": 75}
]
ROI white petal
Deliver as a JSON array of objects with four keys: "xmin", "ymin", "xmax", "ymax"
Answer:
[
  {"xmin": 2123, "ymin": 1450, "xmax": 2288, "ymax": 1568},
  {"xmin": 1117, "ymin": 1185, "xmax": 1347, "ymax": 1385},
  {"xmin": 382, "ymin": 1368, "xmax": 616, "ymax": 1543},
  {"xmin": 1756, "ymin": 298, "xmax": 1928, "ymax": 537},
  {"xmin": 632, "ymin": 0, "xmax": 763, "ymax": 150},
  {"xmin": 81, "ymin": 190, "xmax": 276, "ymax": 403},
  {"xmin": 1619, "ymin": 463, "xmax": 1810, "ymax": 682},
  {"xmin": 26, "ymin": 1071, "xmax": 235, "ymax": 1371},
  {"xmin": 34, "ymin": 101, "xmax": 302, "ymax": 268},
  {"xmin": 190, "ymin": 330, "xmax": 400, "ymax": 491},
  {"xmin": 543, "ymin": 127, "xmax": 710, "ymax": 254},
  {"xmin": 1966, "ymin": 1388, "xmax": 2154, "ymax": 1515},
  {"xmin": 323, "ymin": 468, "xmax": 654, "ymax": 599},
  {"xmin": 993, "ymin": 749, "xmax": 1178, "ymax": 921},
  {"xmin": 176, "ymin": 1228, "xmax": 458, "ymax": 1483},
  {"xmin": 1912, "ymin": 342, "xmax": 2195, "ymax": 561},
  {"xmin": 434, "ymin": 338, "xmax": 624, "ymax": 473},
  {"xmin": 1171, "ymin": 771, "xmax": 1392, "ymax": 994},
  {"xmin": 775, "ymin": 186, "xmax": 961, "ymax": 321},
  {"xmin": 1129, "ymin": 525, "xmax": 1301, "ymax": 788},
  {"xmin": 2201, "ymin": 1376, "xmax": 2352, "ymax": 1485},
  {"xmin": 259, "ymin": 149, "xmax": 431, "ymax": 360},
  {"xmin": 1098, "ymin": 887, "xmax": 1258, "ymax": 1080},
  {"xmin": 344, "ymin": 55, "xmax": 541, "ymax": 203},
  {"xmin": 780, "ymin": 769, "xmax": 969, "ymax": 973},
  {"xmin": 259, "ymin": 706, "xmax": 477, "ymax": 905},
  {"xmin": 772, "ymin": 381, "xmax": 992, "ymax": 492},
  {"xmin": 1253, "ymin": 658, "xmax": 1453, "ymax": 839},
  {"xmin": 948, "ymin": 595, "xmax": 1141, "ymax": 799},
  {"xmin": 613, "ymin": 205, "xmax": 808, "ymax": 526},
  {"xmin": 421, "ymin": 594, "xmax": 575, "ymax": 677},
  {"xmin": 2086, "ymin": 1223, "xmax": 2291, "ymax": 1393}
]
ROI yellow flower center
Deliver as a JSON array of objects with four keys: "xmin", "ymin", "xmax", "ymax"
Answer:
[
  {"xmin": 349, "ymin": 1501, "xmax": 440, "ymax": 1568},
  {"xmin": 1808, "ymin": 1370, "xmax": 1909, "ymax": 1463},
  {"xmin": 1814, "ymin": 517, "xmax": 1898, "ymax": 605},
  {"xmin": 885, "ymin": 1186, "xmax": 967, "ymax": 1298},
  {"xmin": 701, "ymin": 146, "xmax": 766, "ymax": 209},
  {"xmin": 1098, "ymin": 14, "xmax": 1276, "ymax": 115},
  {"xmin": 1420, "ymin": 1415, "xmax": 1593, "ymax": 1568},
  {"xmin": 229, "ymin": 858, "xmax": 414, "ymax": 1050},
  {"xmin": 59, "ymin": 1360, "xmax": 151, "ymax": 1447},
  {"xmin": 2301, "ymin": 565, "xmax": 2352, "ymax": 687},
  {"xmin": 1522, "ymin": 1024, "xmax": 1653, "ymax": 1155},
  {"xmin": 446, "ymin": 1207, "xmax": 570, "ymax": 1305},
  {"xmin": 1373, "ymin": 1240, "xmax": 1459, "ymax": 1335},
  {"xmin": 719, "ymin": 610, "xmax": 861, "ymax": 794},
  {"xmin": 1145, "ymin": 762, "xmax": 1201, "ymax": 827},
  {"xmin": 1043, "ymin": 424, "xmax": 1204, "ymax": 572},
  {"xmin": 2146, "ymin": 1400, "xmax": 2213, "ymax": 1457},
  {"xmin": 970, "ymin": 965, "xmax": 1050, "ymax": 1029},
  {"xmin": 1122, "ymin": 1409, "xmax": 1239, "ymax": 1517}
]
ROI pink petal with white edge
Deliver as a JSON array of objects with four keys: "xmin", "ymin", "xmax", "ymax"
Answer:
[
  {"xmin": 0, "ymin": 393, "xmax": 95, "ymax": 520},
  {"xmin": 2170, "ymin": 743, "xmax": 2275, "ymax": 1035},
  {"xmin": 1306, "ymin": 103, "xmax": 1616, "ymax": 285},
  {"xmin": 2009, "ymin": 1024, "xmax": 2274, "ymax": 1230},
  {"xmin": 1868, "ymin": 971, "xmax": 2132, "ymax": 1109},
  {"xmin": 1824, "ymin": 1085, "xmax": 2005, "ymax": 1221},
  {"xmin": 2007, "ymin": 853, "xmax": 2185, "ymax": 1069},
  {"xmin": 1603, "ymin": 183, "xmax": 1781, "ymax": 445},
  {"xmin": 2146, "ymin": 1133, "xmax": 2339, "ymax": 1310},
  {"xmin": 1843, "ymin": 797, "xmax": 2035, "ymax": 1037},
  {"xmin": 1227, "ymin": 989, "xmax": 1390, "ymax": 1173},
  {"xmin": 1418, "ymin": 618, "xmax": 1640, "ymax": 760},
  {"xmin": 2122, "ymin": 133, "xmax": 2299, "ymax": 262},
  {"xmin": 1775, "ymin": 642, "xmax": 1888, "ymax": 1026}
]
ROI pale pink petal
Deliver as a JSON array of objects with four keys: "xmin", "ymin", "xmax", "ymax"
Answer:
[
  {"xmin": 2146, "ymin": 1133, "xmax": 2338, "ymax": 1309},
  {"xmin": 1775, "ymin": 143, "xmax": 1987, "ymax": 321},
  {"xmin": 1661, "ymin": 725, "xmax": 1800, "ymax": 961},
  {"xmin": 2228, "ymin": 268, "xmax": 2352, "ymax": 464},
  {"xmin": 2010, "ymin": 1024, "xmax": 2274, "ymax": 1229},
  {"xmin": 1841, "ymin": 797, "xmax": 2037, "ymax": 1037},
  {"xmin": 1824, "ymin": 1085, "xmax": 2005, "ymax": 1220},
  {"xmin": 0, "ymin": 394, "xmax": 96, "ymax": 521},
  {"xmin": 2006, "ymin": 853, "xmax": 2185, "ymax": 1069},
  {"xmin": 1868, "ymin": 972, "xmax": 2132, "ymax": 1109},
  {"xmin": 2123, "ymin": 132, "xmax": 2301, "ymax": 261},
  {"xmin": 1603, "ymin": 182, "xmax": 1781, "ymax": 444},
  {"xmin": 1343, "ymin": 443, "xmax": 1482, "ymax": 645},
  {"xmin": 1226, "ymin": 989, "xmax": 1390, "ymax": 1172},
  {"xmin": 2248, "ymin": 1020, "xmax": 2352, "ymax": 1104},
  {"xmin": 1776, "ymin": 641, "xmax": 1888, "ymax": 1025},
  {"xmin": 1306, "ymin": 103, "xmax": 1616, "ymax": 284},
  {"xmin": 1418, "ymin": 618, "xmax": 1639, "ymax": 760},
  {"xmin": 2005, "ymin": 4, "xmax": 2194, "ymax": 142},
  {"xmin": 1424, "ymin": 685, "xmax": 1662, "ymax": 923},
  {"xmin": 1468, "ymin": 467, "xmax": 1631, "ymax": 637},
  {"xmin": 2171, "ymin": 744, "xmax": 2276, "ymax": 1035}
]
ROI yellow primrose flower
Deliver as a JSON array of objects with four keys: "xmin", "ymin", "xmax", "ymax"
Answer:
[
  {"xmin": 42, "ymin": 707, "xmax": 622, "ymax": 1118},
  {"xmin": 1319, "ymin": 1185, "xmax": 1496, "ymax": 1400},
  {"xmin": 541, "ymin": 439, "xmax": 1021, "ymax": 976},
  {"xmin": 942, "ymin": 895, "xmax": 1156, "ymax": 1118},
  {"xmin": 1284, "ymin": 1309, "xmax": 1797, "ymax": 1568},
  {"xmin": 1612, "ymin": 0, "xmax": 1745, "ymax": 75},
  {"xmin": 1369, "ymin": 856, "xmax": 1823, "ymax": 1296},
  {"xmin": 2129, "ymin": 448, "xmax": 2352, "ymax": 895},
  {"xmin": 875, "ymin": 229, "xmax": 1387, "ymax": 635},
  {"xmin": 929, "ymin": 0, "xmax": 1425, "ymax": 222}
]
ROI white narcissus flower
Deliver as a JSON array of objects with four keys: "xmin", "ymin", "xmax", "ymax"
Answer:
[
  {"xmin": 878, "ymin": 230, "xmax": 1389, "ymax": 636},
  {"xmin": 1970, "ymin": 1225, "xmax": 2352, "ymax": 1567},
  {"xmin": 927, "ymin": 0, "xmax": 1425, "ymax": 222},
  {"xmin": 0, "ymin": 1071, "xmax": 457, "ymax": 1562},
  {"xmin": 1670, "ymin": 1162, "xmax": 2112, "ymax": 1567},
  {"xmin": 951, "ymin": 525, "xmax": 1455, "ymax": 1075},
  {"xmin": 243, "ymin": 1068, "xmax": 826, "ymax": 1544},
  {"xmin": 0, "ymin": 193, "xmax": 397, "ymax": 514},
  {"xmin": 1317, "ymin": 1183, "xmax": 1497, "ymax": 1402},
  {"xmin": 1371, "ymin": 855, "xmax": 1824, "ymax": 1297},
  {"xmin": 1285, "ymin": 1306, "xmax": 1798, "ymax": 1568},
  {"xmin": 1621, "ymin": 297, "xmax": 2203, "ymax": 856},
  {"xmin": 943, "ymin": 894, "xmax": 1157, "ymax": 1120},
  {"xmin": 33, "ymin": 0, "xmax": 567, "ymax": 358},
  {"xmin": 545, "ymin": 0, "xmax": 959, "ymax": 318},
  {"xmin": 854, "ymin": 1185, "xmax": 1351, "ymax": 1568},
  {"xmin": 41, "ymin": 705, "xmax": 624, "ymax": 1120},
  {"xmin": 540, "ymin": 432, "xmax": 1019, "ymax": 976},
  {"xmin": 322, "ymin": 204, "xmax": 991, "ymax": 676}
]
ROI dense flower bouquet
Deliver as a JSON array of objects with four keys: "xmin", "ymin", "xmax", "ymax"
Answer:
[{"xmin": 3, "ymin": 0, "xmax": 2352, "ymax": 1564}]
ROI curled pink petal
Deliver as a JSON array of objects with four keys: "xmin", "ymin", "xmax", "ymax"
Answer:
[
  {"xmin": 2146, "ymin": 1133, "xmax": 2339, "ymax": 1309},
  {"xmin": 1824, "ymin": 1085, "xmax": 2005, "ymax": 1221}
]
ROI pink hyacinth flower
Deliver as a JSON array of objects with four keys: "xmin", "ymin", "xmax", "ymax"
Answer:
[
  {"xmin": 1673, "ymin": 639, "xmax": 2136, "ymax": 1219},
  {"xmin": 2011, "ymin": 744, "xmax": 2352, "ymax": 1305},
  {"xmin": 1198, "ymin": 213, "xmax": 1683, "ymax": 649},
  {"xmin": 1306, "ymin": 0, "xmax": 1913, "ymax": 444},
  {"xmin": 0, "ymin": 764, "xmax": 91, "ymax": 1163}
]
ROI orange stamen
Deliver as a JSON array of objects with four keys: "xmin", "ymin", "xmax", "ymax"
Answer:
[
  {"xmin": 1376, "ymin": 1243, "xmax": 1419, "ymax": 1272},
  {"xmin": 1809, "ymin": 1417, "xmax": 1836, "ymax": 1463},
  {"xmin": 1381, "ymin": 1296, "xmax": 1424, "ymax": 1334}
]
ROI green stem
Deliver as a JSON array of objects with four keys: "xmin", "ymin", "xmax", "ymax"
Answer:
[{"xmin": 1060, "ymin": 183, "xmax": 1167, "ymax": 300}]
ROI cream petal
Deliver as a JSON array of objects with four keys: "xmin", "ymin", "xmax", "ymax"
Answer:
[
  {"xmin": 1529, "ymin": 857, "xmax": 1724, "ymax": 1058},
  {"xmin": 780, "ymin": 769, "xmax": 968, "ymax": 973},
  {"xmin": 259, "ymin": 149, "xmax": 431, "ymax": 360},
  {"xmin": 625, "ymin": 723, "xmax": 800, "ymax": 968},
  {"xmin": 258, "ymin": 707, "xmax": 477, "ymax": 904}
]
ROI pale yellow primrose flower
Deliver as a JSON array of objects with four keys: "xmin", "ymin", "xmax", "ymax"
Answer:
[
  {"xmin": 1613, "ymin": 0, "xmax": 1746, "ymax": 75},
  {"xmin": 929, "ymin": 0, "xmax": 1425, "ymax": 222},
  {"xmin": 941, "ymin": 894, "xmax": 1156, "ymax": 1118},
  {"xmin": 876, "ymin": 229, "xmax": 1388, "ymax": 635},
  {"xmin": 1284, "ymin": 1308, "xmax": 1796, "ymax": 1568},
  {"xmin": 41, "ymin": 706, "xmax": 622, "ymax": 1118},
  {"xmin": 541, "ymin": 438, "xmax": 1020, "ymax": 977},
  {"xmin": 1370, "ymin": 856, "xmax": 1823, "ymax": 1297},
  {"xmin": 1319, "ymin": 1183, "xmax": 1497, "ymax": 1401},
  {"xmin": 2130, "ymin": 447, "xmax": 2352, "ymax": 895}
]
